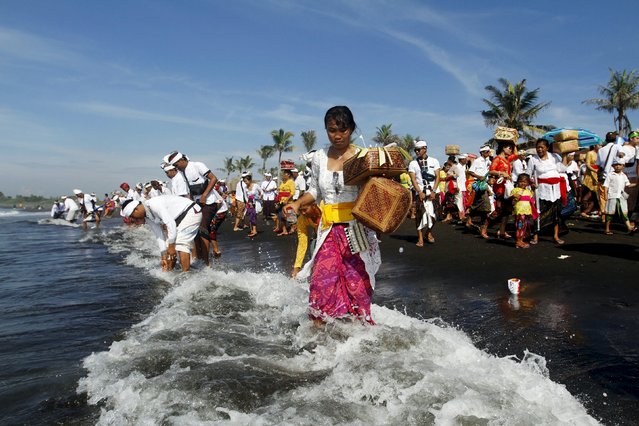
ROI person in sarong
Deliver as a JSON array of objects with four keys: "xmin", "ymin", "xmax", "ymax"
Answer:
[
  {"xmin": 510, "ymin": 173, "xmax": 537, "ymax": 249},
  {"xmin": 579, "ymin": 145, "xmax": 601, "ymax": 218},
  {"xmin": 483, "ymin": 140, "xmax": 517, "ymax": 239},
  {"xmin": 289, "ymin": 106, "xmax": 381, "ymax": 324},
  {"xmin": 408, "ymin": 139, "xmax": 440, "ymax": 246},
  {"xmin": 527, "ymin": 138, "xmax": 571, "ymax": 245}
]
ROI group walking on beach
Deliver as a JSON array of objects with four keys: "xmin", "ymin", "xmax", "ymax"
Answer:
[{"xmin": 50, "ymin": 106, "xmax": 638, "ymax": 325}]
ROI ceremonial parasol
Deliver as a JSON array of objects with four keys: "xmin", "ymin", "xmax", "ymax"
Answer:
[{"xmin": 541, "ymin": 128, "xmax": 603, "ymax": 148}]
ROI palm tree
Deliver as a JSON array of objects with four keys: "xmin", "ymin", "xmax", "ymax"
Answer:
[
  {"xmin": 400, "ymin": 134, "xmax": 417, "ymax": 153},
  {"xmin": 301, "ymin": 130, "xmax": 317, "ymax": 152},
  {"xmin": 372, "ymin": 124, "xmax": 401, "ymax": 146},
  {"xmin": 481, "ymin": 78, "xmax": 552, "ymax": 142},
  {"xmin": 240, "ymin": 155, "xmax": 255, "ymax": 173},
  {"xmin": 217, "ymin": 156, "xmax": 235, "ymax": 180},
  {"xmin": 271, "ymin": 128, "xmax": 295, "ymax": 168},
  {"xmin": 583, "ymin": 68, "xmax": 639, "ymax": 135},
  {"xmin": 256, "ymin": 145, "xmax": 274, "ymax": 175}
]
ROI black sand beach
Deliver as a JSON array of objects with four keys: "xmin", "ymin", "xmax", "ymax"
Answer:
[{"xmin": 223, "ymin": 216, "xmax": 639, "ymax": 425}]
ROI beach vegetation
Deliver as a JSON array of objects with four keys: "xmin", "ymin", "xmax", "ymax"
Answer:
[
  {"xmin": 372, "ymin": 124, "xmax": 401, "ymax": 146},
  {"xmin": 481, "ymin": 78, "xmax": 552, "ymax": 142},
  {"xmin": 218, "ymin": 156, "xmax": 236, "ymax": 180},
  {"xmin": 271, "ymin": 128, "xmax": 295, "ymax": 171},
  {"xmin": 582, "ymin": 68, "xmax": 639, "ymax": 135},
  {"xmin": 301, "ymin": 130, "xmax": 317, "ymax": 153},
  {"xmin": 257, "ymin": 145, "xmax": 275, "ymax": 175}
]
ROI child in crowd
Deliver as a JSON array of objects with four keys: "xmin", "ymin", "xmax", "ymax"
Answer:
[
  {"xmin": 510, "ymin": 173, "xmax": 537, "ymax": 248},
  {"xmin": 472, "ymin": 173, "xmax": 496, "ymax": 239},
  {"xmin": 442, "ymin": 161, "xmax": 458, "ymax": 222},
  {"xmin": 603, "ymin": 159, "xmax": 637, "ymax": 235}
]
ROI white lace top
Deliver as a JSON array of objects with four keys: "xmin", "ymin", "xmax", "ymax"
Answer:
[{"xmin": 307, "ymin": 148, "xmax": 359, "ymax": 204}]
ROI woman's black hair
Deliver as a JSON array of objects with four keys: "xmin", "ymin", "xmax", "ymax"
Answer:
[
  {"xmin": 516, "ymin": 173, "xmax": 530, "ymax": 183},
  {"xmin": 495, "ymin": 140, "xmax": 515, "ymax": 155},
  {"xmin": 324, "ymin": 106, "xmax": 356, "ymax": 132},
  {"xmin": 535, "ymin": 138, "xmax": 550, "ymax": 148}
]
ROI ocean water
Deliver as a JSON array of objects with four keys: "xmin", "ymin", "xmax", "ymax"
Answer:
[{"xmin": 0, "ymin": 209, "xmax": 601, "ymax": 425}]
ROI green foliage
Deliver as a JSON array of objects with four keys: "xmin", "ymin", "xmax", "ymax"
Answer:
[
  {"xmin": 583, "ymin": 68, "xmax": 639, "ymax": 135},
  {"xmin": 372, "ymin": 124, "xmax": 402, "ymax": 146},
  {"xmin": 481, "ymin": 78, "xmax": 552, "ymax": 141},
  {"xmin": 301, "ymin": 130, "xmax": 317, "ymax": 152},
  {"xmin": 271, "ymin": 128, "xmax": 295, "ymax": 177}
]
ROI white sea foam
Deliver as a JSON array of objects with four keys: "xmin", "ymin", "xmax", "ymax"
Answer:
[
  {"xmin": 37, "ymin": 218, "xmax": 81, "ymax": 227},
  {"xmin": 78, "ymin": 226, "xmax": 600, "ymax": 425}
]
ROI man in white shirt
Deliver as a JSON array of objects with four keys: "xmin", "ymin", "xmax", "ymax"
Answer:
[
  {"xmin": 50, "ymin": 200, "xmax": 65, "ymax": 219},
  {"xmin": 233, "ymin": 171, "xmax": 249, "ymax": 230},
  {"xmin": 167, "ymin": 151, "xmax": 219, "ymax": 266},
  {"xmin": 469, "ymin": 145, "xmax": 492, "ymax": 180},
  {"xmin": 62, "ymin": 195, "xmax": 79, "ymax": 222},
  {"xmin": 407, "ymin": 139, "xmax": 440, "ymax": 246},
  {"xmin": 121, "ymin": 195, "xmax": 202, "ymax": 272},
  {"xmin": 511, "ymin": 149, "xmax": 528, "ymax": 184},
  {"xmin": 162, "ymin": 164, "xmax": 189, "ymax": 197},
  {"xmin": 73, "ymin": 189, "xmax": 99, "ymax": 229},
  {"xmin": 292, "ymin": 168, "xmax": 307, "ymax": 201},
  {"xmin": 596, "ymin": 132, "xmax": 626, "ymax": 218},
  {"xmin": 455, "ymin": 154, "xmax": 468, "ymax": 219},
  {"xmin": 260, "ymin": 172, "xmax": 277, "ymax": 222}
]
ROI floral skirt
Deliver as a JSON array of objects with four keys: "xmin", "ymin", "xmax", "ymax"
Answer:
[
  {"xmin": 309, "ymin": 224, "xmax": 374, "ymax": 324},
  {"xmin": 515, "ymin": 214, "xmax": 532, "ymax": 240}
]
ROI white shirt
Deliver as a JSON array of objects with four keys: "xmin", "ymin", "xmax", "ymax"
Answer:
[
  {"xmin": 596, "ymin": 143, "xmax": 622, "ymax": 180},
  {"xmin": 293, "ymin": 175, "xmax": 307, "ymax": 200},
  {"xmin": 603, "ymin": 171, "xmax": 630, "ymax": 198},
  {"xmin": 170, "ymin": 173, "xmax": 189, "ymax": 197},
  {"xmin": 182, "ymin": 161, "xmax": 214, "ymax": 204},
  {"xmin": 455, "ymin": 163, "xmax": 467, "ymax": 192},
  {"xmin": 408, "ymin": 156, "xmax": 440, "ymax": 192},
  {"xmin": 143, "ymin": 195, "xmax": 196, "ymax": 249},
  {"xmin": 307, "ymin": 149, "xmax": 359, "ymax": 205},
  {"xmin": 260, "ymin": 179, "xmax": 277, "ymax": 201},
  {"xmin": 527, "ymin": 153, "xmax": 567, "ymax": 202},
  {"xmin": 470, "ymin": 155, "xmax": 491, "ymax": 178},
  {"xmin": 235, "ymin": 180, "xmax": 248, "ymax": 203},
  {"xmin": 621, "ymin": 144, "xmax": 638, "ymax": 179},
  {"xmin": 209, "ymin": 188, "xmax": 228, "ymax": 214},
  {"xmin": 131, "ymin": 190, "xmax": 145, "ymax": 202},
  {"xmin": 64, "ymin": 198, "xmax": 78, "ymax": 211},
  {"xmin": 50, "ymin": 202, "xmax": 65, "ymax": 217},
  {"xmin": 77, "ymin": 194, "xmax": 95, "ymax": 213},
  {"xmin": 511, "ymin": 158, "xmax": 527, "ymax": 183}
]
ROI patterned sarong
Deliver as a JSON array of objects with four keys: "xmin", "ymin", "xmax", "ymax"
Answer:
[{"xmin": 309, "ymin": 224, "xmax": 374, "ymax": 324}]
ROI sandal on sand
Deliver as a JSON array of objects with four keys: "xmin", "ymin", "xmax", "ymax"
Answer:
[
  {"xmin": 480, "ymin": 232, "xmax": 490, "ymax": 240},
  {"xmin": 628, "ymin": 227, "xmax": 637, "ymax": 235},
  {"xmin": 530, "ymin": 238, "xmax": 538, "ymax": 245},
  {"xmin": 247, "ymin": 232, "xmax": 257, "ymax": 238},
  {"xmin": 427, "ymin": 236, "xmax": 435, "ymax": 244},
  {"xmin": 416, "ymin": 241, "xmax": 424, "ymax": 247},
  {"xmin": 213, "ymin": 251, "xmax": 222, "ymax": 258},
  {"xmin": 605, "ymin": 231, "xmax": 614, "ymax": 236},
  {"xmin": 516, "ymin": 242, "xmax": 530, "ymax": 249},
  {"xmin": 554, "ymin": 238, "xmax": 565, "ymax": 245}
]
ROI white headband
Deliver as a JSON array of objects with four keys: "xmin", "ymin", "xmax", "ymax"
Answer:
[
  {"xmin": 168, "ymin": 152, "xmax": 184, "ymax": 165},
  {"xmin": 121, "ymin": 200, "xmax": 141, "ymax": 217}
]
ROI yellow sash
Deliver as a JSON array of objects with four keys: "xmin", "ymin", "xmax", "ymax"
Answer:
[{"xmin": 320, "ymin": 201, "xmax": 355, "ymax": 230}]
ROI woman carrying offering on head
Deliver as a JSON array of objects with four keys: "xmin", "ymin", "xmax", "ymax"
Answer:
[
  {"xmin": 288, "ymin": 106, "xmax": 381, "ymax": 325},
  {"xmin": 484, "ymin": 139, "xmax": 517, "ymax": 239}
]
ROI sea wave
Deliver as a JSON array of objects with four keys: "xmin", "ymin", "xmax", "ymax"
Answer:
[{"xmin": 78, "ymin": 226, "xmax": 599, "ymax": 425}]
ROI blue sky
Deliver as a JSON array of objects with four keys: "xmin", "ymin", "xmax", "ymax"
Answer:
[{"xmin": 1, "ymin": 0, "xmax": 637, "ymax": 197}]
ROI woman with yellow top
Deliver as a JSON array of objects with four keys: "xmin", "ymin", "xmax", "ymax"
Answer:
[
  {"xmin": 274, "ymin": 169, "xmax": 296, "ymax": 235},
  {"xmin": 288, "ymin": 106, "xmax": 381, "ymax": 324}
]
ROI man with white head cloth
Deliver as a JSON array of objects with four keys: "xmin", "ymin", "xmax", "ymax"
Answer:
[
  {"xmin": 408, "ymin": 139, "xmax": 440, "ymax": 246},
  {"xmin": 161, "ymin": 163, "xmax": 189, "ymax": 197},
  {"xmin": 74, "ymin": 189, "xmax": 100, "ymax": 229},
  {"xmin": 454, "ymin": 154, "xmax": 468, "ymax": 219},
  {"xmin": 120, "ymin": 195, "xmax": 202, "ymax": 272},
  {"xmin": 166, "ymin": 151, "xmax": 219, "ymax": 265},
  {"xmin": 260, "ymin": 172, "xmax": 277, "ymax": 222}
]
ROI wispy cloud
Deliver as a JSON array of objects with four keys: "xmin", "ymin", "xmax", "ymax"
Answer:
[
  {"xmin": 379, "ymin": 28, "xmax": 484, "ymax": 96},
  {"xmin": 0, "ymin": 26, "xmax": 85, "ymax": 66},
  {"xmin": 65, "ymin": 102, "xmax": 258, "ymax": 134}
]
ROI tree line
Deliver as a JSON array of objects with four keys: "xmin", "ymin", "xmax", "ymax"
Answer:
[{"xmin": 221, "ymin": 68, "xmax": 639, "ymax": 179}]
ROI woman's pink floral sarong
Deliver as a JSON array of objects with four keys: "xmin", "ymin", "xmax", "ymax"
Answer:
[{"xmin": 309, "ymin": 224, "xmax": 374, "ymax": 324}]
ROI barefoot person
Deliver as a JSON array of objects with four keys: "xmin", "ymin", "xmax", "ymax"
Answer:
[
  {"xmin": 408, "ymin": 139, "xmax": 440, "ymax": 246},
  {"xmin": 120, "ymin": 195, "xmax": 202, "ymax": 272},
  {"xmin": 288, "ymin": 106, "xmax": 381, "ymax": 324}
]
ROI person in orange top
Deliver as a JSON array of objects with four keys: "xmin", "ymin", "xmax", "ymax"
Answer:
[{"xmin": 485, "ymin": 139, "xmax": 518, "ymax": 239}]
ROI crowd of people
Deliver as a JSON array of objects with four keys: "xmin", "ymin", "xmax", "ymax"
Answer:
[{"xmin": 49, "ymin": 107, "xmax": 638, "ymax": 325}]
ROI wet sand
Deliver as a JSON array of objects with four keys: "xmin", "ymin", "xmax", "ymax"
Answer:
[{"xmin": 223, "ymin": 216, "xmax": 639, "ymax": 425}]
